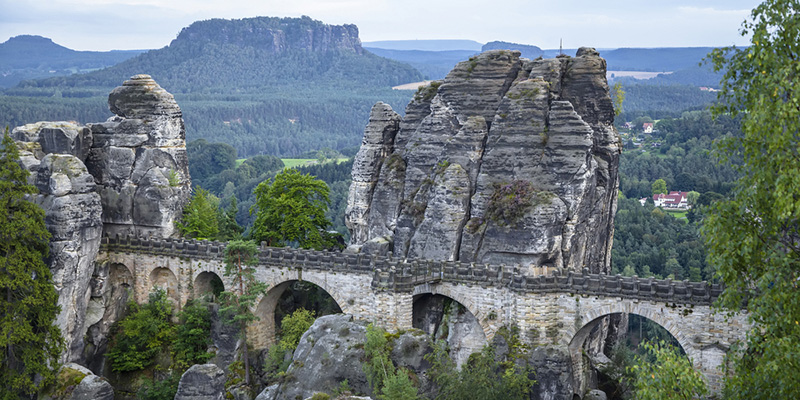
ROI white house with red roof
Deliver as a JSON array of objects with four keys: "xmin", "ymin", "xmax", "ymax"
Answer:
[
  {"xmin": 642, "ymin": 122, "xmax": 654, "ymax": 133},
  {"xmin": 653, "ymin": 191, "xmax": 690, "ymax": 209}
]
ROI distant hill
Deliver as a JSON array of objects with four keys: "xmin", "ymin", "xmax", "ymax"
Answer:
[
  {"xmin": 364, "ymin": 48, "xmax": 476, "ymax": 79},
  {"xmin": 481, "ymin": 41, "xmax": 543, "ymax": 59},
  {"xmin": 362, "ymin": 39, "xmax": 483, "ymax": 51},
  {"xmin": 600, "ymin": 47, "xmax": 717, "ymax": 72},
  {"xmin": 0, "ymin": 35, "xmax": 145, "ymax": 88},
  {"xmin": 1, "ymin": 17, "xmax": 423, "ymax": 157}
]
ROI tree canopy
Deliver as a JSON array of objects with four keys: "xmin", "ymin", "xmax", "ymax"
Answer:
[
  {"xmin": 704, "ymin": 0, "xmax": 800, "ymax": 397},
  {"xmin": 250, "ymin": 168, "xmax": 336, "ymax": 250},
  {"xmin": 0, "ymin": 129, "xmax": 64, "ymax": 398}
]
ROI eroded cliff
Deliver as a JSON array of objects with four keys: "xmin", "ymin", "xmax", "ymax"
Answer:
[{"xmin": 346, "ymin": 48, "xmax": 621, "ymax": 274}]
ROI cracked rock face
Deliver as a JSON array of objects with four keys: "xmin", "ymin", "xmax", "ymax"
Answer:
[
  {"xmin": 346, "ymin": 48, "xmax": 621, "ymax": 273},
  {"xmin": 14, "ymin": 149, "xmax": 103, "ymax": 364},
  {"xmin": 87, "ymin": 74, "xmax": 191, "ymax": 238}
]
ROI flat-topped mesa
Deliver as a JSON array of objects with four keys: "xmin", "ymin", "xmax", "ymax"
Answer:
[
  {"xmin": 87, "ymin": 74, "xmax": 192, "ymax": 238},
  {"xmin": 346, "ymin": 48, "xmax": 622, "ymax": 274}
]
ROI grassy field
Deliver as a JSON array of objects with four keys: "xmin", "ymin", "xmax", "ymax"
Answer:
[
  {"xmin": 664, "ymin": 209, "xmax": 688, "ymax": 220},
  {"xmin": 235, "ymin": 157, "xmax": 350, "ymax": 169}
]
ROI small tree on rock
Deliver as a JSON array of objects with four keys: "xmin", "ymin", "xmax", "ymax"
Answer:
[{"xmin": 219, "ymin": 240, "xmax": 266, "ymax": 386}]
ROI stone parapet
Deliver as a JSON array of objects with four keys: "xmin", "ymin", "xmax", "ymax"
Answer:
[{"xmin": 102, "ymin": 234, "xmax": 723, "ymax": 306}]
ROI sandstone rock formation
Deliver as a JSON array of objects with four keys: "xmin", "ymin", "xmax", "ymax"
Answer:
[
  {"xmin": 87, "ymin": 74, "xmax": 191, "ymax": 238},
  {"xmin": 13, "ymin": 124, "xmax": 104, "ymax": 363},
  {"xmin": 175, "ymin": 16, "xmax": 364, "ymax": 55},
  {"xmin": 11, "ymin": 74, "xmax": 191, "ymax": 364},
  {"xmin": 346, "ymin": 48, "xmax": 621, "ymax": 274}
]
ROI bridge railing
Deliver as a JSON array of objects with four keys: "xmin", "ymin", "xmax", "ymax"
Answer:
[{"xmin": 102, "ymin": 234, "xmax": 723, "ymax": 305}]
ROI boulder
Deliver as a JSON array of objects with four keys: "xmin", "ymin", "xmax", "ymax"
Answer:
[
  {"xmin": 274, "ymin": 315, "xmax": 371, "ymax": 400},
  {"xmin": 71, "ymin": 374, "xmax": 115, "ymax": 400},
  {"xmin": 585, "ymin": 389, "xmax": 608, "ymax": 400},
  {"xmin": 174, "ymin": 364, "xmax": 226, "ymax": 400},
  {"xmin": 44, "ymin": 363, "xmax": 114, "ymax": 400}
]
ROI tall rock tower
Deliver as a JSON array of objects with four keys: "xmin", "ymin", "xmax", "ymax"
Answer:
[
  {"xmin": 346, "ymin": 48, "xmax": 621, "ymax": 274},
  {"xmin": 11, "ymin": 74, "xmax": 191, "ymax": 363}
]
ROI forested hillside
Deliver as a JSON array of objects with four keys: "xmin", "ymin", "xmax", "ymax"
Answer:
[
  {"xmin": 611, "ymin": 110, "xmax": 740, "ymax": 282},
  {"xmin": 0, "ymin": 17, "xmax": 422, "ymax": 157}
]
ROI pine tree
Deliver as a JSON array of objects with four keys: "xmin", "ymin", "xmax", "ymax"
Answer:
[
  {"xmin": 0, "ymin": 128, "xmax": 64, "ymax": 399},
  {"xmin": 219, "ymin": 240, "xmax": 267, "ymax": 386}
]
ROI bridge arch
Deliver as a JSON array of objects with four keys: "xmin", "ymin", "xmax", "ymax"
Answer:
[
  {"xmin": 566, "ymin": 304, "xmax": 698, "ymax": 397},
  {"xmin": 149, "ymin": 267, "xmax": 180, "ymax": 307},
  {"xmin": 412, "ymin": 285, "xmax": 489, "ymax": 367},
  {"xmin": 412, "ymin": 284, "xmax": 492, "ymax": 339},
  {"xmin": 194, "ymin": 271, "xmax": 224, "ymax": 299},
  {"xmin": 249, "ymin": 276, "xmax": 349, "ymax": 350}
]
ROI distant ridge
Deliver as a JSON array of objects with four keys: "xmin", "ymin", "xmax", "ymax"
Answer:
[
  {"xmin": 482, "ymin": 41, "xmax": 543, "ymax": 59},
  {"xmin": 1, "ymin": 17, "xmax": 423, "ymax": 157},
  {"xmin": 0, "ymin": 35, "xmax": 145, "ymax": 87},
  {"xmin": 362, "ymin": 39, "xmax": 483, "ymax": 51}
]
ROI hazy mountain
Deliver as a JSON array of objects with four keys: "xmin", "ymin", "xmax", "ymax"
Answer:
[
  {"xmin": 482, "ymin": 41, "xmax": 543, "ymax": 59},
  {"xmin": 364, "ymin": 48, "xmax": 476, "ymax": 80},
  {"xmin": 1, "ymin": 17, "xmax": 423, "ymax": 157},
  {"xmin": 0, "ymin": 35, "xmax": 145, "ymax": 88},
  {"xmin": 362, "ymin": 39, "xmax": 483, "ymax": 51}
]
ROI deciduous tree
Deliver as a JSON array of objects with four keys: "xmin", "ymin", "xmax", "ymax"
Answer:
[
  {"xmin": 177, "ymin": 187, "xmax": 220, "ymax": 240},
  {"xmin": 0, "ymin": 129, "xmax": 64, "ymax": 399},
  {"xmin": 629, "ymin": 341, "xmax": 707, "ymax": 400},
  {"xmin": 250, "ymin": 168, "xmax": 335, "ymax": 250},
  {"xmin": 705, "ymin": 0, "xmax": 800, "ymax": 397}
]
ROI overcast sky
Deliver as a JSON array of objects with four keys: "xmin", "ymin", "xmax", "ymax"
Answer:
[{"xmin": 1, "ymin": 0, "xmax": 761, "ymax": 51}]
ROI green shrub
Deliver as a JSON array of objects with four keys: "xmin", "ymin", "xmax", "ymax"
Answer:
[
  {"xmin": 263, "ymin": 343, "xmax": 291, "ymax": 383},
  {"xmin": 138, "ymin": 373, "xmax": 180, "ymax": 400},
  {"xmin": 173, "ymin": 300, "xmax": 213, "ymax": 369},
  {"xmin": 424, "ymin": 327, "xmax": 534, "ymax": 400},
  {"xmin": 363, "ymin": 324, "xmax": 395, "ymax": 394},
  {"xmin": 380, "ymin": 368, "xmax": 419, "ymax": 400},
  {"xmin": 106, "ymin": 290, "xmax": 175, "ymax": 373},
  {"xmin": 279, "ymin": 308, "xmax": 316, "ymax": 351}
]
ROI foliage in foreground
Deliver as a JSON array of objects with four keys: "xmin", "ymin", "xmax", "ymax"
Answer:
[
  {"xmin": 106, "ymin": 290, "xmax": 175, "ymax": 373},
  {"xmin": 705, "ymin": 0, "xmax": 800, "ymax": 397},
  {"xmin": 424, "ymin": 327, "xmax": 534, "ymax": 400},
  {"xmin": 628, "ymin": 340, "xmax": 707, "ymax": 400},
  {"xmin": 362, "ymin": 324, "xmax": 419, "ymax": 400},
  {"xmin": 0, "ymin": 129, "xmax": 65, "ymax": 399}
]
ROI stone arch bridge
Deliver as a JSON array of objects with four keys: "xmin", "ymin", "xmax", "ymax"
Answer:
[{"xmin": 100, "ymin": 235, "xmax": 748, "ymax": 394}]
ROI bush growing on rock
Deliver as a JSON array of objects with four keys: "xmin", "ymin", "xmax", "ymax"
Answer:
[
  {"xmin": 107, "ymin": 290, "xmax": 175, "ymax": 373},
  {"xmin": 424, "ymin": 327, "xmax": 534, "ymax": 400}
]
